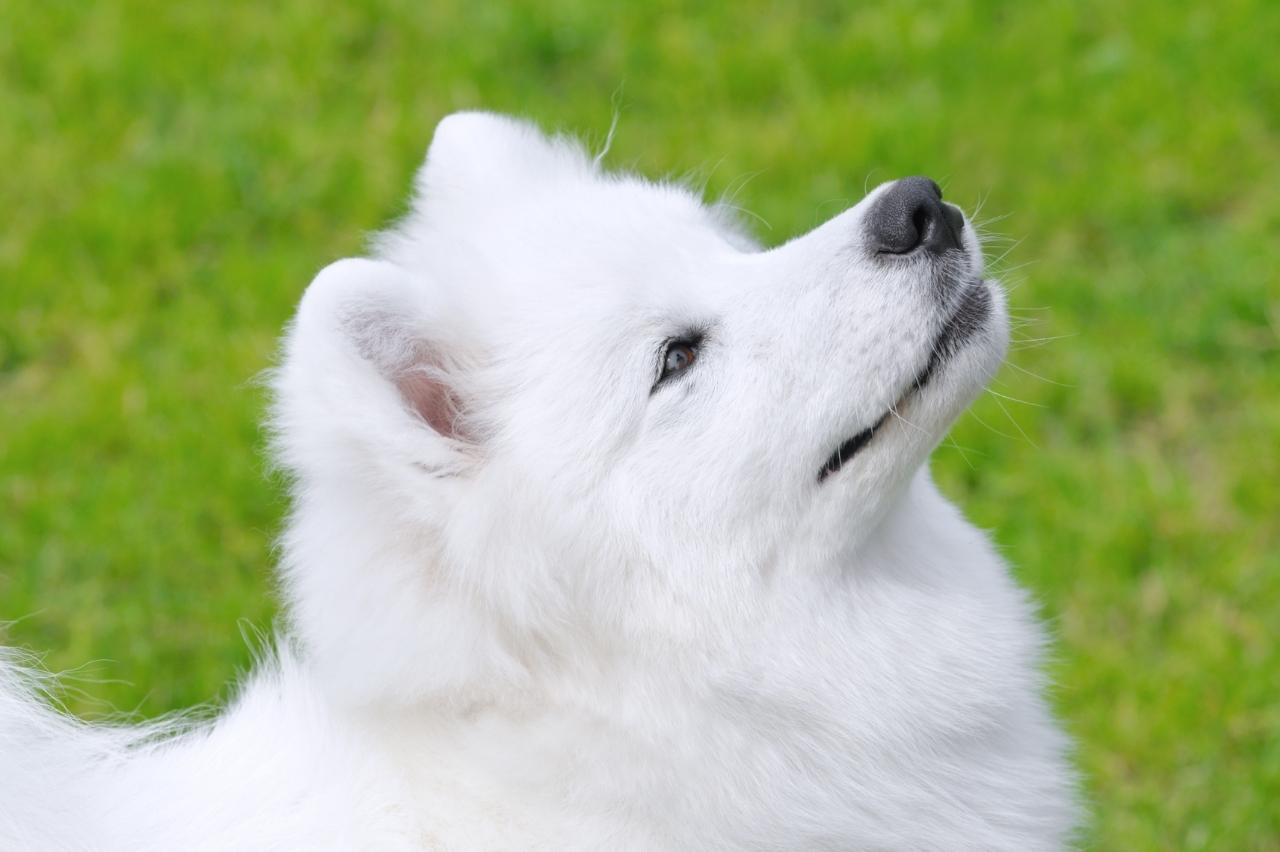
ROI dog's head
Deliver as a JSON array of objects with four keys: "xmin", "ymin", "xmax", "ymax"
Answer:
[{"xmin": 273, "ymin": 113, "xmax": 1007, "ymax": 702}]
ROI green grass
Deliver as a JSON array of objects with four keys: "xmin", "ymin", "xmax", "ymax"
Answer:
[{"xmin": 2, "ymin": 1, "xmax": 1277, "ymax": 847}]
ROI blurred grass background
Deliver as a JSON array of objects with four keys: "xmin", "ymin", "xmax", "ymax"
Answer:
[{"xmin": 1, "ymin": 0, "xmax": 1277, "ymax": 847}]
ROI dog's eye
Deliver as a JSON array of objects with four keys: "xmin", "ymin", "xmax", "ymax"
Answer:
[
  {"xmin": 653, "ymin": 337, "xmax": 700, "ymax": 392},
  {"xmin": 664, "ymin": 342, "xmax": 697, "ymax": 375}
]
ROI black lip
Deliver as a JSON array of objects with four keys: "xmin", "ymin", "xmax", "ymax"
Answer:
[
  {"xmin": 816, "ymin": 413, "xmax": 889, "ymax": 483},
  {"xmin": 816, "ymin": 282, "xmax": 991, "ymax": 484}
]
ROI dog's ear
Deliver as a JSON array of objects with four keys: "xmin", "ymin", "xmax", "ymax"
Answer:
[
  {"xmin": 416, "ymin": 111, "xmax": 594, "ymax": 197},
  {"xmin": 274, "ymin": 257, "xmax": 479, "ymax": 484},
  {"xmin": 275, "ymin": 259, "xmax": 526, "ymax": 707}
]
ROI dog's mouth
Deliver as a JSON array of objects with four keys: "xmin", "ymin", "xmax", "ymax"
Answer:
[{"xmin": 817, "ymin": 282, "xmax": 992, "ymax": 483}]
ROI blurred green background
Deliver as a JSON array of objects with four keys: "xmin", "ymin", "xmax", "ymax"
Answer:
[{"xmin": 2, "ymin": 1, "xmax": 1277, "ymax": 847}]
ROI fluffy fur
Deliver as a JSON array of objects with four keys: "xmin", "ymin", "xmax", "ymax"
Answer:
[{"xmin": 0, "ymin": 112, "xmax": 1078, "ymax": 850}]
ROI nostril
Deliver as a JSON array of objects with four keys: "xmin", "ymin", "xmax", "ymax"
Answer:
[
  {"xmin": 941, "ymin": 203, "xmax": 965, "ymax": 246},
  {"xmin": 866, "ymin": 176, "xmax": 962, "ymax": 256},
  {"xmin": 910, "ymin": 204, "xmax": 932, "ymax": 247}
]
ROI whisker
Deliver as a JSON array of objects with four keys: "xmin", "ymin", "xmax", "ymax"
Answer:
[
  {"xmin": 691, "ymin": 156, "xmax": 728, "ymax": 197},
  {"xmin": 862, "ymin": 169, "xmax": 887, "ymax": 197},
  {"xmin": 987, "ymin": 236, "xmax": 1026, "ymax": 269},
  {"xmin": 719, "ymin": 169, "xmax": 766, "ymax": 207},
  {"xmin": 1010, "ymin": 332, "xmax": 1077, "ymax": 350},
  {"xmin": 988, "ymin": 393, "xmax": 1038, "ymax": 448},
  {"xmin": 991, "ymin": 259, "xmax": 1038, "ymax": 277},
  {"xmin": 974, "ymin": 211, "xmax": 1012, "ymax": 229},
  {"xmin": 985, "ymin": 388, "xmax": 1046, "ymax": 408},
  {"xmin": 1004, "ymin": 360, "xmax": 1073, "ymax": 387},
  {"xmin": 942, "ymin": 435, "xmax": 978, "ymax": 471},
  {"xmin": 970, "ymin": 188, "xmax": 991, "ymax": 222},
  {"xmin": 720, "ymin": 202, "xmax": 772, "ymax": 232},
  {"xmin": 1006, "ymin": 319, "xmax": 1045, "ymax": 332},
  {"xmin": 887, "ymin": 401, "xmax": 929, "ymax": 436},
  {"xmin": 965, "ymin": 407, "xmax": 1020, "ymax": 441}
]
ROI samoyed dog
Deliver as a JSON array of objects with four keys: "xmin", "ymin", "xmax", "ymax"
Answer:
[{"xmin": 0, "ymin": 112, "xmax": 1078, "ymax": 850}]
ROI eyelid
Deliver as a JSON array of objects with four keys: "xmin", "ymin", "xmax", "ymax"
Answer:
[{"xmin": 650, "ymin": 331, "xmax": 705, "ymax": 395}]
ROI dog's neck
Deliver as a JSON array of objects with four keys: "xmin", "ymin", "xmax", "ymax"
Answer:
[
  {"xmin": 304, "ymin": 474, "xmax": 1053, "ymax": 847},
  {"xmin": 282, "ymin": 469, "xmax": 1007, "ymax": 714}
]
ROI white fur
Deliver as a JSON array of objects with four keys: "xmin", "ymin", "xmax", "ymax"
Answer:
[{"xmin": 0, "ymin": 112, "xmax": 1078, "ymax": 850}]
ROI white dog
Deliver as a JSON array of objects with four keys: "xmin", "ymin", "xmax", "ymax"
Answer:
[{"xmin": 0, "ymin": 113, "xmax": 1078, "ymax": 850}]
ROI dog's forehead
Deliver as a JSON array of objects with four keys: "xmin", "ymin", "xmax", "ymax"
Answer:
[
  {"xmin": 440, "ymin": 158, "xmax": 715, "ymax": 235},
  {"xmin": 427, "ymin": 178, "xmax": 736, "ymax": 300},
  {"xmin": 535, "ymin": 178, "xmax": 730, "ymax": 253}
]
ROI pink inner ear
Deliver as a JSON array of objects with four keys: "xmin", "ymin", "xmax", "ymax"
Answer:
[
  {"xmin": 396, "ymin": 368, "xmax": 465, "ymax": 440},
  {"xmin": 338, "ymin": 297, "xmax": 472, "ymax": 443}
]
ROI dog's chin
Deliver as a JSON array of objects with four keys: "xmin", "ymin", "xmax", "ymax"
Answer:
[
  {"xmin": 897, "ymin": 278, "xmax": 1008, "ymax": 428},
  {"xmin": 817, "ymin": 279, "xmax": 1007, "ymax": 484}
]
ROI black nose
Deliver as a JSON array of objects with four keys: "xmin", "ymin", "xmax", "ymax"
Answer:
[{"xmin": 865, "ymin": 176, "xmax": 964, "ymax": 255}]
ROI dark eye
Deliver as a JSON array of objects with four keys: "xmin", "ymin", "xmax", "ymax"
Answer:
[
  {"xmin": 653, "ymin": 337, "xmax": 700, "ymax": 392},
  {"xmin": 664, "ymin": 342, "xmax": 696, "ymax": 375}
]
